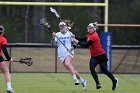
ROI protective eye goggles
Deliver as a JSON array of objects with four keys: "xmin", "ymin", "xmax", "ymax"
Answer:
[
  {"xmin": 0, "ymin": 26, "xmax": 4, "ymax": 32},
  {"xmin": 87, "ymin": 27, "xmax": 93, "ymax": 29}
]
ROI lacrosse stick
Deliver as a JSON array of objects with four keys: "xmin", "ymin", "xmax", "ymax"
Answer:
[
  {"xmin": 50, "ymin": 7, "xmax": 78, "ymax": 46},
  {"xmin": 50, "ymin": 7, "xmax": 75, "ymax": 34},
  {"xmin": 5, "ymin": 57, "xmax": 33, "ymax": 66},
  {"xmin": 50, "ymin": 7, "xmax": 99, "ymax": 31},
  {"xmin": 50, "ymin": 7, "xmax": 62, "ymax": 21},
  {"xmin": 39, "ymin": 18, "xmax": 74, "ymax": 56}
]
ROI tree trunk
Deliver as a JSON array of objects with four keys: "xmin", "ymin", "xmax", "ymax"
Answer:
[{"xmin": 27, "ymin": 0, "xmax": 46, "ymax": 43}]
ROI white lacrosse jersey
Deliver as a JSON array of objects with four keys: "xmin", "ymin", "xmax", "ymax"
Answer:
[{"xmin": 55, "ymin": 31, "xmax": 74, "ymax": 61}]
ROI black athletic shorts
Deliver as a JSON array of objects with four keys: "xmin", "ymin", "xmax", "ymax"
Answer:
[{"xmin": 0, "ymin": 56, "xmax": 4, "ymax": 62}]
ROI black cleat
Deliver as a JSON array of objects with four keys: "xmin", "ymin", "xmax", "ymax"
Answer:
[
  {"xmin": 7, "ymin": 90, "xmax": 14, "ymax": 93},
  {"xmin": 7, "ymin": 89, "xmax": 14, "ymax": 93},
  {"xmin": 74, "ymin": 79, "xmax": 80, "ymax": 85},
  {"xmin": 75, "ymin": 82, "xmax": 80, "ymax": 85},
  {"xmin": 112, "ymin": 78, "xmax": 118, "ymax": 91},
  {"xmin": 96, "ymin": 83, "xmax": 102, "ymax": 89}
]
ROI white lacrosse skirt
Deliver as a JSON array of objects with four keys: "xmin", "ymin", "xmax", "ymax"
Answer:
[{"xmin": 55, "ymin": 31, "xmax": 75, "ymax": 63}]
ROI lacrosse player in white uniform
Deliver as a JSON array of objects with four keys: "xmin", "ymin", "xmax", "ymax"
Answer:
[{"xmin": 52, "ymin": 22, "xmax": 87, "ymax": 90}]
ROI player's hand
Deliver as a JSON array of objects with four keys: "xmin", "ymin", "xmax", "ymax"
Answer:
[
  {"xmin": 52, "ymin": 32, "xmax": 56, "ymax": 38},
  {"xmin": 52, "ymin": 32, "xmax": 56, "ymax": 36},
  {"xmin": 9, "ymin": 58, "xmax": 14, "ymax": 62},
  {"xmin": 71, "ymin": 34, "xmax": 75, "ymax": 38},
  {"xmin": 74, "ymin": 39, "xmax": 79, "ymax": 44}
]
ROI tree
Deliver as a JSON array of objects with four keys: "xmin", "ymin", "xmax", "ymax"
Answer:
[{"xmin": 26, "ymin": 0, "xmax": 46, "ymax": 43}]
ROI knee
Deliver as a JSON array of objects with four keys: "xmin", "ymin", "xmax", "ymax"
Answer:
[
  {"xmin": 64, "ymin": 62, "xmax": 70, "ymax": 67},
  {"xmin": 1, "ymin": 68, "xmax": 9, "ymax": 74},
  {"xmin": 89, "ymin": 63, "xmax": 95, "ymax": 71},
  {"xmin": 102, "ymin": 70, "xmax": 107, "ymax": 74},
  {"xmin": 89, "ymin": 66, "xmax": 95, "ymax": 72},
  {"xmin": 0, "ymin": 62, "xmax": 9, "ymax": 73},
  {"xmin": 102, "ymin": 69, "xmax": 110, "ymax": 75}
]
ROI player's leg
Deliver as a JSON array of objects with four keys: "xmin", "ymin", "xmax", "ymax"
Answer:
[
  {"xmin": 75, "ymin": 71, "xmax": 87, "ymax": 90},
  {"xmin": 0, "ymin": 60, "xmax": 14, "ymax": 93},
  {"xmin": 99, "ymin": 54, "xmax": 118, "ymax": 91},
  {"xmin": 75, "ymin": 70, "xmax": 84, "ymax": 82},
  {"xmin": 89, "ymin": 57, "xmax": 102, "ymax": 89},
  {"xmin": 63, "ymin": 55, "xmax": 79, "ymax": 85}
]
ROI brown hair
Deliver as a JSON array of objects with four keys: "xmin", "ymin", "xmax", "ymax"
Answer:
[
  {"xmin": 0, "ymin": 32, "xmax": 3, "ymax": 35},
  {"xmin": 63, "ymin": 19, "xmax": 74, "ymax": 28}
]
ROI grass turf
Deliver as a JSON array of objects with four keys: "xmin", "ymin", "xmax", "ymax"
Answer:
[{"xmin": 0, "ymin": 73, "xmax": 140, "ymax": 93}]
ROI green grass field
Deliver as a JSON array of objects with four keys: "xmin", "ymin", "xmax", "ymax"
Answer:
[{"xmin": 0, "ymin": 73, "xmax": 140, "ymax": 93}]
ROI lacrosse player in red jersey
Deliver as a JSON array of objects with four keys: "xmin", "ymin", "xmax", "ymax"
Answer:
[
  {"xmin": 73, "ymin": 22, "xmax": 118, "ymax": 91},
  {"xmin": 52, "ymin": 21, "xmax": 87, "ymax": 90},
  {"xmin": 0, "ymin": 26, "xmax": 14, "ymax": 93}
]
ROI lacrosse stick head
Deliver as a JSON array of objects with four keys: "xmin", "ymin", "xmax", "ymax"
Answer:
[
  {"xmin": 40, "ymin": 18, "xmax": 51, "ymax": 28},
  {"xmin": 50, "ymin": 7, "xmax": 60, "ymax": 18},
  {"xmin": 20, "ymin": 57, "xmax": 33, "ymax": 66}
]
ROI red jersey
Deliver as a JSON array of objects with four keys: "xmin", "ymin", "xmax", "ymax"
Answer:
[
  {"xmin": 86, "ymin": 32, "xmax": 105, "ymax": 57},
  {"xmin": 0, "ymin": 35, "xmax": 8, "ymax": 56}
]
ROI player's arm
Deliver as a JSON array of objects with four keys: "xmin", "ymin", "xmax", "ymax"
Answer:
[
  {"xmin": 52, "ymin": 32, "xmax": 58, "ymax": 47},
  {"xmin": 71, "ymin": 40, "xmax": 77, "ymax": 49},
  {"xmin": 2, "ymin": 44, "xmax": 11, "ymax": 61},
  {"xmin": 54, "ymin": 39, "xmax": 57, "ymax": 47},
  {"xmin": 71, "ymin": 34, "xmax": 87, "ymax": 42},
  {"xmin": 75, "ymin": 36, "xmax": 87, "ymax": 42},
  {"xmin": 78, "ymin": 40, "xmax": 93, "ymax": 48}
]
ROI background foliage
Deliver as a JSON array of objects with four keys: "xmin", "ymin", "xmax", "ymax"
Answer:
[{"xmin": 0, "ymin": 0, "xmax": 140, "ymax": 44}]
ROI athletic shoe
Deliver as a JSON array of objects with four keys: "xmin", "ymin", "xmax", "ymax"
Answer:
[
  {"xmin": 96, "ymin": 83, "xmax": 102, "ymax": 89},
  {"xmin": 74, "ymin": 79, "xmax": 80, "ymax": 85},
  {"xmin": 7, "ymin": 89, "xmax": 14, "ymax": 93},
  {"xmin": 81, "ymin": 80, "xmax": 87, "ymax": 90},
  {"xmin": 112, "ymin": 78, "xmax": 118, "ymax": 91}
]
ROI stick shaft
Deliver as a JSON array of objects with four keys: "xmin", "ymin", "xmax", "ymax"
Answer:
[
  {"xmin": 4, "ymin": 60, "xmax": 19, "ymax": 62},
  {"xmin": 45, "ymin": 26, "xmax": 74, "ymax": 55},
  {"xmin": 50, "ymin": 7, "xmax": 73, "ymax": 34}
]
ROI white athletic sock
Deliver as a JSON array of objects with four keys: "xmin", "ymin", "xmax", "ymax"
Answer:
[
  {"xmin": 79, "ymin": 77, "xmax": 84, "ymax": 82},
  {"xmin": 72, "ymin": 74, "xmax": 77, "ymax": 80},
  {"xmin": 7, "ymin": 82, "xmax": 12, "ymax": 90}
]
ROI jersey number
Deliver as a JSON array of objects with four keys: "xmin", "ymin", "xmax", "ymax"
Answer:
[{"xmin": 63, "ymin": 40, "xmax": 66, "ymax": 45}]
